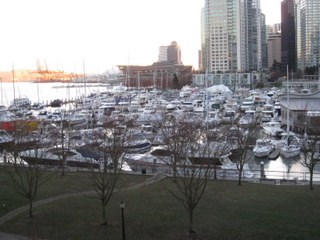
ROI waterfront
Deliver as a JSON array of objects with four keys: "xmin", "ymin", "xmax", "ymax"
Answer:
[
  {"xmin": 0, "ymin": 81, "xmax": 319, "ymax": 179},
  {"xmin": 0, "ymin": 81, "xmax": 104, "ymax": 107},
  {"xmin": 251, "ymin": 155, "xmax": 320, "ymax": 180}
]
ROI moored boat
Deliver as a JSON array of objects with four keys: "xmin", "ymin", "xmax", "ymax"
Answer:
[
  {"xmin": 20, "ymin": 147, "xmax": 99, "ymax": 169},
  {"xmin": 253, "ymin": 139, "xmax": 274, "ymax": 158}
]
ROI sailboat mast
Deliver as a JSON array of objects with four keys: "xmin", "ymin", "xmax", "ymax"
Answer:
[
  {"xmin": 286, "ymin": 65, "xmax": 289, "ymax": 134},
  {"xmin": 12, "ymin": 63, "xmax": 16, "ymax": 101},
  {"xmin": 0, "ymin": 77, "xmax": 3, "ymax": 106},
  {"xmin": 138, "ymin": 70, "xmax": 141, "ymax": 99},
  {"xmin": 37, "ymin": 76, "xmax": 40, "ymax": 104},
  {"xmin": 204, "ymin": 0, "xmax": 211, "ymax": 121},
  {"xmin": 204, "ymin": 68, "xmax": 208, "ymax": 120},
  {"xmin": 166, "ymin": 71, "xmax": 169, "ymax": 89},
  {"xmin": 83, "ymin": 59, "xmax": 86, "ymax": 97},
  {"xmin": 160, "ymin": 70, "xmax": 163, "ymax": 89},
  {"xmin": 153, "ymin": 69, "xmax": 157, "ymax": 89},
  {"xmin": 318, "ymin": 65, "xmax": 320, "ymax": 90}
]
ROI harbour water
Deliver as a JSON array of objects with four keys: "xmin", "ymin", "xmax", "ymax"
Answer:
[
  {"xmin": 0, "ymin": 81, "xmax": 104, "ymax": 107},
  {"xmin": 251, "ymin": 155, "xmax": 320, "ymax": 180}
]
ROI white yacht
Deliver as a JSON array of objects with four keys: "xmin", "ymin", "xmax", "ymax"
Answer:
[
  {"xmin": 240, "ymin": 97, "xmax": 254, "ymax": 111},
  {"xmin": 262, "ymin": 121, "xmax": 283, "ymax": 137},
  {"xmin": 280, "ymin": 144, "xmax": 301, "ymax": 158},
  {"xmin": 239, "ymin": 110, "xmax": 256, "ymax": 126},
  {"xmin": 280, "ymin": 135, "xmax": 301, "ymax": 158},
  {"xmin": 253, "ymin": 139, "xmax": 274, "ymax": 158},
  {"xmin": 221, "ymin": 109, "xmax": 237, "ymax": 124}
]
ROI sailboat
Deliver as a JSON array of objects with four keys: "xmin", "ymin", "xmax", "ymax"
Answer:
[{"xmin": 280, "ymin": 66, "xmax": 300, "ymax": 158}]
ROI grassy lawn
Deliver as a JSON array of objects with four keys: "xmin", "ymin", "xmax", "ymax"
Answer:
[
  {"xmin": 1, "ymin": 178, "xmax": 320, "ymax": 240},
  {"xmin": 0, "ymin": 168, "xmax": 148, "ymax": 217}
]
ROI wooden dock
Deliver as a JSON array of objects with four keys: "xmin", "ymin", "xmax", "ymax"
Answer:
[{"xmin": 268, "ymin": 148, "xmax": 280, "ymax": 160}]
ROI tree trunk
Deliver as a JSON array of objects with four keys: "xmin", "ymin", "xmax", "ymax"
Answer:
[
  {"xmin": 309, "ymin": 171, "xmax": 313, "ymax": 190},
  {"xmin": 61, "ymin": 156, "xmax": 65, "ymax": 176},
  {"xmin": 188, "ymin": 210, "xmax": 195, "ymax": 235},
  {"xmin": 172, "ymin": 162, "xmax": 177, "ymax": 182},
  {"xmin": 102, "ymin": 201, "xmax": 107, "ymax": 225},
  {"xmin": 213, "ymin": 164, "xmax": 217, "ymax": 180},
  {"xmin": 29, "ymin": 199, "xmax": 33, "ymax": 218},
  {"xmin": 238, "ymin": 166, "xmax": 243, "ymax": 186}
]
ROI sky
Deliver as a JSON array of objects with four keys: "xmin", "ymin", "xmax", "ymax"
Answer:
[{"xmin": 0, "ymin": 0, "xmax": 281, "ymax": 73}]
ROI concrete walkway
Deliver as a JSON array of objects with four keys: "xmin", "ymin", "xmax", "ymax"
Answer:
[
  {"xmin": 0, "ymin": 232, "xmax": 30, "ymax": 240},
  {"xmin": 0, "ymin": 173, "xmax": 166, "ymax": 239}
]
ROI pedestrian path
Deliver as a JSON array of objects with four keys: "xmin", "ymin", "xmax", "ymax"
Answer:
[{"xmin": 0, "ymin": 232, "xmax": 29, "ymax": 240}]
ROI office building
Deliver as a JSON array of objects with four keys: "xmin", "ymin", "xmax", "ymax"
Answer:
[
  {"xmin": 202, "ymin": 0, "xmax": 264, "ymax": 73},
  {"xmin": 268, "ymin": 33, "xmax": 282, "ymax": 69},
  {"xmin": 272, "ymin": 23, "xmax": 281, "ymax": 33},
  {"xmin": 295, "ymin": 0, "xmax": 320, "ymax": 72},
  {"xmin": 158, "ymin": 46, "xmax": 168, "ymax": 62},
  {"xmin": 281, "ymin": 0, "xmax": 296, "ymax": 72},
  {"xmin": 202, "ymin": 0, "xmax": 247, "ymax": 73},
  {"xmin": 158, "ymin": 41, "xmax": 182, "ymax": 65},
  {"xmin": 167, "ymin": 41, "xmax": 182, "ymax": 64},
  {"xmin": 246, "ymin": 0, "xmax": 263, "ymax": 71},
  {"xmin": 260, "ymin": 13, "xmax": 268, "ymax": 70}
]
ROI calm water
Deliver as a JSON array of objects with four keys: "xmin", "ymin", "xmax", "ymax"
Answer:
[
  {"xmin": 250, "ymin": 154, "xmax": 320, "ymax": 179},
  {"xmin": 0, "ymin": 81, "xmax": 104, "ymax": 106}
]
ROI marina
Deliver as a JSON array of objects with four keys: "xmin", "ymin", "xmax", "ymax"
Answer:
[{"xmin": 1, "ymin": 81, "xmax": 320, "ymax": 181}]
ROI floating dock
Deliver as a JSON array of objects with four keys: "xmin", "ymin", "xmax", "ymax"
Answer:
[{"xmin": 268, "ymin": 148, "xmax": 280, "ymax": 160}]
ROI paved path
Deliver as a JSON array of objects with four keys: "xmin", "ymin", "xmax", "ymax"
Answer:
[
  {"xmin": 0, "ymin": 173, "xmax": 166, "ymax": 239},
  {"xmin": 0, "ymin": 232, "xmax": 30, "ymax": 240}
]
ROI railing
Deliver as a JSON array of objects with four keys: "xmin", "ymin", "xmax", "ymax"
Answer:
[
  {"xmin": 2, "ymin": 156, "xmax": 320, "ymax": 183},
  {"xmin": 218, "ymin": 168, "xmax": 320, "ymax": 182}
]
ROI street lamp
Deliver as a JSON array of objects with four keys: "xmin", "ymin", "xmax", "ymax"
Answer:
[
  {"xmin": 260, "ymin": 161, "xmax": 265, "ymax": 179},
  {"xmin": 120, "ymin": 200, "xmax": 126, "ymax": 240}
]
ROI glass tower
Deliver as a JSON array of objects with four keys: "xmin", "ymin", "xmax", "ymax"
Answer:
[
  {"xmin": 296, "ymin": 0, "xmax": 320, "ymax": 71},
  {"xmin": 281, "ymin": 0, "xmax": 296, "ymax": 72},
  {"xmin": 202, "ymin": 0, "xmax": 263, "ymax": 73},
  {"xmin": 246, "ymin": 0, "xmax": 262, "ymax": 71}
]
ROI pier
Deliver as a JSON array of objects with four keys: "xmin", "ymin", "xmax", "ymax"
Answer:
[{"xmin": 268, "ymin": 148, "xmax": 280, "ymax": 160}]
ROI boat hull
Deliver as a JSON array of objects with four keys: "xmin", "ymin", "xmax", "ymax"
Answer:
[{"xmin": 280, "ymin": 146, "xmax": 300, "ymax": 158}]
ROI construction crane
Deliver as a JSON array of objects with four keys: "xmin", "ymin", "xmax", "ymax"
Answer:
[{"xmin": 30, "ymin": 59, "xmax": 71, "ymax": 82}]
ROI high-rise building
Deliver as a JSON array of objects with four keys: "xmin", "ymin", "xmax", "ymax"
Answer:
[
  {"xmin": 246, "ymin": 0, "xmax": 263, "ymax": 71},
  {"xmin": 272, "ymin": 23, "xmax": 281, "ymax": 33},
  {"xmin": 202, "ymin": 0, "xmax": 264, "ymax": 73},
  {"xmin": 260, "ymin": 13, "xmax": 268, "ymax": 70},
  {"xmin": 157, "ymin": 41, "xmax": 182, "ymax": 65},
  {"xmin": 268, "ymin": 33, "xmax": 282, "ymax": 69},
  {"xmin": 198, "ymin": 50, "xmax": 203, "ymax": 70},
  {"xmin": 202, "ymin": 0, "xmax": 246, "ymax": 73},
  {"xmin": 296, "ymin": 0, "xmax": 320, "ymax": 72},
  {"xmin": 266, "ymin": 25, "xmax": 272, "ymax": 36},
  {"xmin": 167, "ymin": 41, "xmax": 182, "ymax": 64},
  {"xmin": 158, "ymin": 46, "xmax": 168, "ymax": 62},
  {"xmin": 281, "ymin": 0, "xmax": 296, "ymax": 72}
]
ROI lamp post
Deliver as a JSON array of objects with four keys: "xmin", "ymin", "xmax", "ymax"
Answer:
[
  {"xmin": 260, "ymin": 161, "xmax": 265, "ymax": 179},
  {"xmin": 120, "ymin": 201, "xmax": 126, "ymax": 240}
]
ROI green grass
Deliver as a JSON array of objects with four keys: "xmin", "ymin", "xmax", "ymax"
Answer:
[
  {"xmin": 1, "ymin": 178, "xmax": 320, "ymax": 240},
  {"xmin": 0, "ymin": 168, "xmax": 148, "ymax": 217}
]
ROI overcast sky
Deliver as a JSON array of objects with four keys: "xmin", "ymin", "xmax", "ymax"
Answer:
[{"xmin": 0, "ymin": 0, "xmax": 281, "ymax": 73}]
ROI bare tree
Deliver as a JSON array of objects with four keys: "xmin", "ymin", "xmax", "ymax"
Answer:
[
  {"xmin": 159, "ymin": 117, "xmax": 222, "ymax": 236},
  {"xmin": 227, "ymin": 121, "xmax": 259, "ymax": 186},
  {"xmin": 49, "ymin": 122, "xmax": 72, "ymax": 176},
  {"xmin": 84, "ymin": 125, "xmax": 127, "ymax": 225},
  {"xmin": 3, "ymin": 149, "xmax": 52, "ymax": 217},
  {"xmin": 157, "ymin": 115, "xmax": 187, "ymax": 181},
  {"xmin": 300, "ymin": 134, "xmax": 320, "ymax": 190}
]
